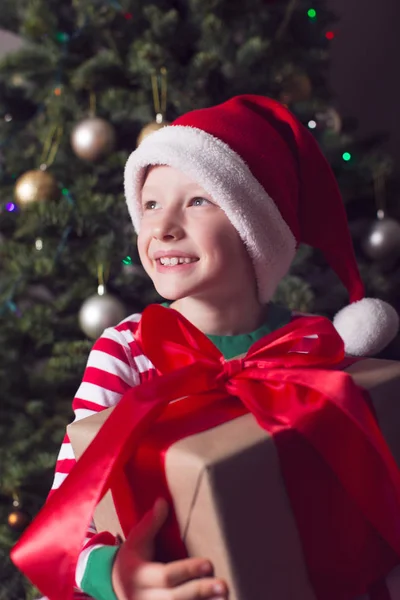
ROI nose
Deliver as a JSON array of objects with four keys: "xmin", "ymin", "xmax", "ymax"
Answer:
[{"xmin": 152, "ymin": 210, "xmax": 184, "ymax": 241}]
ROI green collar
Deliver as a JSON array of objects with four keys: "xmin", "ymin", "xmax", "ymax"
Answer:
[{"xmin": 160, "ymin": 302, "xmax": 292, "ymax": 359}]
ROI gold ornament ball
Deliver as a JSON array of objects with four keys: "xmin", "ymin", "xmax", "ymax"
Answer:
[
  {"xmin": 14, "ymin": 169, "xmax": 60, "ymax": 207},
  {"xmin": 137, "ymin": 120, "xmax": 169, "ymax": 146},
  {"xmin": 71, "ymin": 117, "xmax": 116, "ymax": 161},
  {"xmin": 8, "ymin": 509, "xmax": 30, "ymax": 531}
]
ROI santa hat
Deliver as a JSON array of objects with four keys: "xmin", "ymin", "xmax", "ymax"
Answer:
[{"xmin": 124, "ymin": 95, "xmax": 399, "ymax": 356}]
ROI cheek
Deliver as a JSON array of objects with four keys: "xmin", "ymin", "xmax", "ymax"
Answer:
[
  {"xmin": 137, "ymin": 229, "xmax": 150, "ymax": 266},
  {"xmin": 208, "ymin": 227, "xmax": 245, "ymax": 261}
]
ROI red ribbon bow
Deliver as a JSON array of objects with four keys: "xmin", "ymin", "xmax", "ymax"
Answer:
[{"xmin": 11, "ymin": 305, "xmax": 400, "ymax": 600}]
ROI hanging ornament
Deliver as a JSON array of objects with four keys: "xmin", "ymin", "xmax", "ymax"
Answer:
[
  {"xmin": 79, "ymin": 265, "xmax": 127, "ymax": 339},
  {"xmin": 362, "ymin": 169, "xmax": 400, "ymax": 262},
  {"xmin": 279, "ymin": 73, "xmax": 312, "ymax": 105},
  {"xmin": 8, "ymin": 509, "xmax": 31, "ymax": 531},
  {"xmin": 14, "ymin": 124, "xmax": 63, "ymax": 207},
  {"xmin": 137, "ymin": 67, "xmax": 170, "ymax": 146},
  {"xmin": 71, "ymin": 117, "xmax": 116, "ymax": 161},
  {"xmin": 315, "ymin": 107, "xmax": 342, "ymax": 134},
  {"xmin": 362, "ymin": 216, "xmax": 400, "ymax": 262},
  {"xmin": 79, "ymin": 290, "xmax": 127, "ymax": 339},
  {"xmin": 8, "ymin": 494, "xmax": 30, "ymax": 531},
  {"xmin": 14, "ymin": 168, "xmax": 59, "ymax": 207},
  {"xmin": 137, "ymin": 114, "xmax": 169, "ymax": 145}
]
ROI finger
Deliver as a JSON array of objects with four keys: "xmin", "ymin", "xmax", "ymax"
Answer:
[
  {"xmin": 135, "ymin": 577, "xmax": 228, "ymax": 600},
  {"xmin": 126, "ymin": 498, "xmax": 169, "ymax": 549},
  {"xmin": 173, "ymin": 577, "xmax": 228, "ymax": 600},
  {"xmin": 134, "ymin": 557, "xmax": 214, "ymax": 589}
]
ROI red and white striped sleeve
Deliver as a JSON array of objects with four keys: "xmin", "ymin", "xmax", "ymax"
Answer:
[{"xmin": 47, "ymin": 312, "xmax": 157, "ymax": 592}]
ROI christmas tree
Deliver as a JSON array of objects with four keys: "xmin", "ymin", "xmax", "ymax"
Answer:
[{"xmin": 1, "ymin": 1, "xmax": 400, "ymax": 597}]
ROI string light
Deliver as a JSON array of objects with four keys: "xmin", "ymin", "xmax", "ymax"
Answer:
[
  {"xmin": 124, "ymin": 12, "xmax": 133, "ymax": 20},
  {"xmin": 342, "ymin": 152, "xmax": 352, "ymax": 162},
  {"xmin": 308, "ymin": 120, "xmax": 317, "ymax": 129},
  {"xmin": 0, "ymin": 298, "xmax": 22, "ymax": 318},
  {"xmin": 54, "ymin": 87, "xmax": 62, "ymax": 96},
  {"xmin": 61, "ymin": 188, "xmax": 74, "ymax": 205},
  {"xmin": 122, "ymin": 255, "xmax": 133, "ymax": 265},
  {"xmin": 55, "ymin": 32, "xmax": 70, "ymax": 43},
  {"xmin": 307, "ymin": 8, "xmax": 317, "ymax": 19},
  {"xmin": 5, "ymin": 202, "xmax": 17, "ymax": 212},
  {"xmin": 325, "ymin": 31, "xmax": 335, "ymax": 40}
]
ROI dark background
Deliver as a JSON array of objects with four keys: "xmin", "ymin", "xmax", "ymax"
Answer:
[
  {"xmin": 326, "ymin": 0, "xmax": 400, "ymax": 169},
  {"xmin": 1, "ymin": 1, "xmax": 400, "ymax": 167}
]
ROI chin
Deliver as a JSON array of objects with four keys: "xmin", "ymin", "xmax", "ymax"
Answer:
[{"xmin": 154, "ymin": 285, "xmax": 185, "ymax": 301}]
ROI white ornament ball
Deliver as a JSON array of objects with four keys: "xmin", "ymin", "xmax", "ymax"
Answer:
[
  {"xmin": 79, "ymin": 292, "xmax": 126, "ymax": 339},
  {"xmin": 71, "ymin": 117, "xmax": 116, "ymax": 161}
]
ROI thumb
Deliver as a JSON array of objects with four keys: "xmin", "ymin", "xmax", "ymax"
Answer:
[{"xmin": 125, "ymin": 498, "xmax": 169, "ymax": 556}]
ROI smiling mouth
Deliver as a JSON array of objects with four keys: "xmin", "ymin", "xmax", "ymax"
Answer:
[{"xmin": 158, "ymin": 257, "xmax": 199, "ymax": 266}]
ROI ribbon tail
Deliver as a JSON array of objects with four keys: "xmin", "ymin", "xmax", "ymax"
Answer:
[{"xmin": 11, "ymin": 363, "xmax": 206, "ymax": 600}]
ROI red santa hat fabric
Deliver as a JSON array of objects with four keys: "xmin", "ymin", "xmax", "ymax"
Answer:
[{"xmin": 124, "ymin": 95, "xmax": 398, "ymax": 356}]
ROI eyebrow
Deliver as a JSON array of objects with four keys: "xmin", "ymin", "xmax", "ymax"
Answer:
[{"xmin": 142, "ymin": 183, "xmax": 208, "ymax": 193}]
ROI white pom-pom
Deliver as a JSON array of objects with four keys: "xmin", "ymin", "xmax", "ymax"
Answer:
[{"xmin": 333, "ymin": 298, "xmax": 399, "ymax": 356}]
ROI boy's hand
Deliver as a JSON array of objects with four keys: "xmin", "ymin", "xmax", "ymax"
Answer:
[{"xmin": 112, "ymin": 499, "xmax": 229, "ymax": 600}]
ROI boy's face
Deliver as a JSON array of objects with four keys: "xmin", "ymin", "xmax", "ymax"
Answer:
[{"xmin": 137, "ymin": 165, "xmax": 257, "ymax": 304}]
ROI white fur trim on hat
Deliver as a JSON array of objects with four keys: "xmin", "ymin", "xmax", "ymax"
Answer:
[
  {"xmin": 124, "ymin": 125, "xmax": 297, "ymax": 303},
  {"xmin": 333, "ymin": 297, "xmax": 399, "ymax": 356}
]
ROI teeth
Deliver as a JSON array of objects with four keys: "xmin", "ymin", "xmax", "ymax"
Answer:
[{"xmin": 159, "ymin": 257, "xmax": 197, "ymax": 266}]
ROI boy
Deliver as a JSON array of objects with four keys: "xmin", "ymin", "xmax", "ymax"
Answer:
[{"xmin": 23, "ymin": 95, "xmax": 400, "ymax": 599}]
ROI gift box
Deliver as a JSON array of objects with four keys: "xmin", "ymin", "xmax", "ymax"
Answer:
[
  {"xmin": 12, "ymin": 307, "xmax": 400, "ymax": 600},
  {"xmin": 68, "ymin": 357, "xmax": 400, "ymax": 600}
]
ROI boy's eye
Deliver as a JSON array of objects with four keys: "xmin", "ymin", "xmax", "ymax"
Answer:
[
  {"xmin": 143, "ymin": 200, "xmax": 158, "ymax": 210},
  {"xmin": 190, "ymin": 197, "xmax": 212, "ymax": 207}
]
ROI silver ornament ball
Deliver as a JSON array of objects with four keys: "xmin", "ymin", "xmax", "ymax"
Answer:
[
  {"xmin": 362, "ymin": 217, "xmax": 400, "ymax": 261},
  {"xmin": 71, "ymin": 117, "xmax": 116, "ymax": 161},
  {"xmin": 79, "ymin": 292, "xmax": 126, "ymax": 339}
]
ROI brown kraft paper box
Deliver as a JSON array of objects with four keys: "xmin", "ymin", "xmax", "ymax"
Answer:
[{"xmin": 68, "ymin": 358, "xmax": 400, "ymax": 600}]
